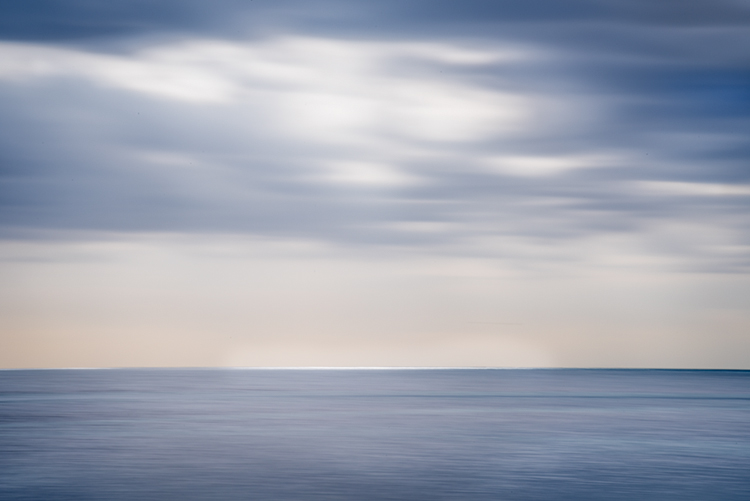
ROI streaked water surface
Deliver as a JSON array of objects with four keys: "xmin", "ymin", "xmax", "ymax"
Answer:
[{"xmin": 1, "ymin": 369, "xmax": 749, "ymax": 500}]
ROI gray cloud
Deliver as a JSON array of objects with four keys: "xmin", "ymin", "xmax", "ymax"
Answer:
[{"xmin": 0, "ymin": 1, "xmax": 748, "ymax": 273}]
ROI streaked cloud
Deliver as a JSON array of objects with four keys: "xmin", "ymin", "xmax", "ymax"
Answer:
[
  {"xmin": 640, "ymin": 181, "xmax": 750, "ymax": 197},
  {"xmin": 1, "ymin": 0, "xmax": 748, "ymax": 368}
]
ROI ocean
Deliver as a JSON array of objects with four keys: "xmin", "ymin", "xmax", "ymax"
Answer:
[{"xmin": 1, "ymin": 368, "xmax": 748, "ymax": 500}]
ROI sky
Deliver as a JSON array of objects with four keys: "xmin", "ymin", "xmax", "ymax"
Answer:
[{"xmin": 1, "ymin": 0, "xmax": 749, "ymax": 369}]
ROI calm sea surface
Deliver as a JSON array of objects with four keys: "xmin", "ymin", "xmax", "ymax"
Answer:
[{"xmin": 1, "ymin": 369, "xmax": 749, "ymax": 500}]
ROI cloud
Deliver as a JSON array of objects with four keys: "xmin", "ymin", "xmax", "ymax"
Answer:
[
  {"xmin": 0, "ymin": 1, "xmax": 748, "ymax": 276},
  {"xmin": 0, "ymin": 36, "xmax": 541, "ymax": 229},
  {"xmin": 0, "ymin": 41, "xmax": 237, "ymax": 102},
  {"xmin": 639, "ymin": 181, "xmax": 750, "ymax": 197},
  {"xmin": 1, "ymin": 0, "xmax": 749, "ymax": 369}
]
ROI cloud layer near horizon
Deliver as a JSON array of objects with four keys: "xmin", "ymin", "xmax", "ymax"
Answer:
[{"xmin": 1, "ymin": 0, "xmax": 749, "ymax": 368}]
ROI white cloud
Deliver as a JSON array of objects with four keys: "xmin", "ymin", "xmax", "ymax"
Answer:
[
  {"xmin": 0, "ymin": 37, "xmax": 530, "ymax": 128},
  {"xmin": 0, "ymin": 36, "xmax": 545, "ymax": 194},
  {"xmin": 483, "ymin": 153, "xmax": 619, "ymax": 177},
  {"xmin": 0, "ymin": 41, "xmax": 237, "ymax": 102},
  {"xmin": 317, "ymin": 160, "xmax": 420, "ymax": 187},
  {"xmin": 639, "ymin": 181, "xmax": 750, "ymax": 196},
  {"xmin": 383, "ymin": 221, "xmax": 456, "ymax": 233}
]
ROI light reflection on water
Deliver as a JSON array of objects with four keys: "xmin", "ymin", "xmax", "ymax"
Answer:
[{"xmin": 1, "ymin": 369, "xmax": 749, "ymax": 500}]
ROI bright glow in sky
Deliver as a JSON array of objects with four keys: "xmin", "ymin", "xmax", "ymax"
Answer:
[{"xmin": 1, "ymin": 0, "xmax": 749, "ymax": 368}]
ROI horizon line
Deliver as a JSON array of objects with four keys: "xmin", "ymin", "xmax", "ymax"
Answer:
[{"xmin": 1, "ymin": 366, "xmax": 748, "ymax": 372}]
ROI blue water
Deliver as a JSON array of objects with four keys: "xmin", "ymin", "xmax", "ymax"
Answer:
[{"xmin": 1, "ymin": 369, "xmax": 749, "ymax": 500}]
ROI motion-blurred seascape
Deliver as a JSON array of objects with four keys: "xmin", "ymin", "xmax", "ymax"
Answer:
[{"xmin": 1, "ymin": 369, "xmax": 748, "ymax": 500}]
